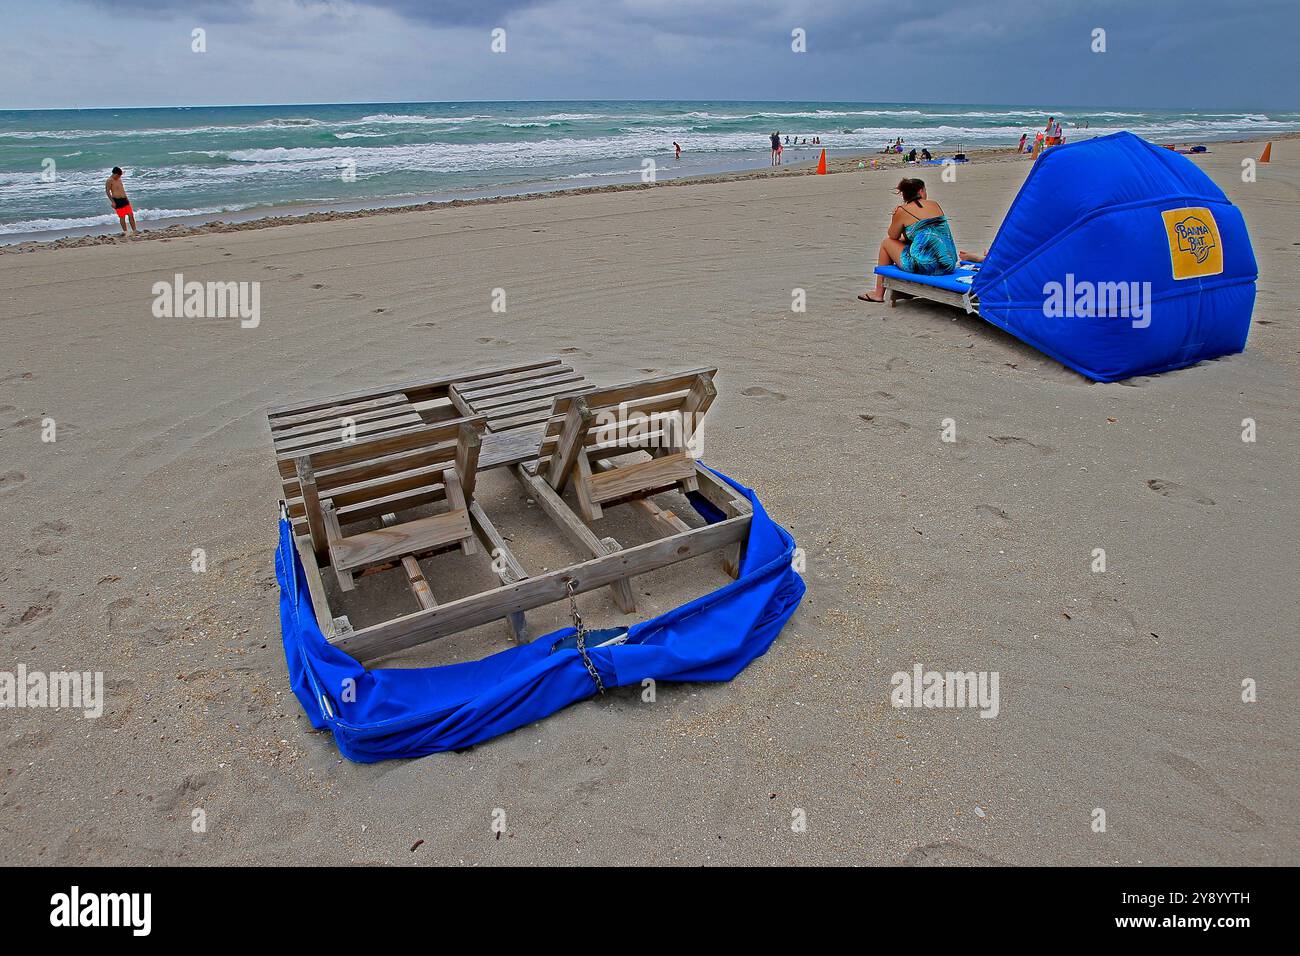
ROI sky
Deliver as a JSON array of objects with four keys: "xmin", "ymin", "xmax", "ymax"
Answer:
[{"xmin": 3, "ymin": 0, "xmax": 1298, "ymax": 111}]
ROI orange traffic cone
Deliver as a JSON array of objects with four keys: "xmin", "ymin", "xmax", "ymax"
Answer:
[
  {"xmin": 1259, "ymin": 142, "xmax": 1271, "ymax": 163},
  {"xmin": 816, "ymin": 149, "xmax": 827, "ymax": 175}
]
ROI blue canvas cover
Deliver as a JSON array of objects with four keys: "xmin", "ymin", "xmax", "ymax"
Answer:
[
  {"xmin": 971, "ymin": 132, "xmax": 1256, "ymax": 381},
  {"xmin": 275, "ymin": 468, "xmax": 805, "ymax": 762}
]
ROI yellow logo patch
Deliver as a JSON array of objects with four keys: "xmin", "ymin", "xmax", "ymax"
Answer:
[{"xmin": 1162, "ymin": 206, "xmax": 1223, "ymax": 279}]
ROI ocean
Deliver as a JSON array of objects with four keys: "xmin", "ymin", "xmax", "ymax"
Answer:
[{"xmin": 2, "ymin": 100, "xmax": 1296, "ymax": 241}]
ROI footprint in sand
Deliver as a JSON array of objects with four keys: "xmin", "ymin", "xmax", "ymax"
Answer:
[
  {"xmin": 0, "ymin": 371, "xmax": 34, "ymax": 383},
  {"xmin": 152, "ymin": 773, "xmax": 211, "ymax": 815},
  {"xmin": 558, "ymin": 347, "xmax": 591, "ymax": 356},
  {"xmin": 4, "ymin": 591, "xmax": 59, "ymax": 628},
  {"xmin": 858, "ymin": 414, "xmax": 910, "ymax": 435},
  {"xmin": 742, "ymin": 386, "xmax": 787, "ymax": 402},
  {"xmin": 974, "ymin": 504, "xmax": 1010, "ymax": 521},
  {"xmin": 884, "ymin": 357, "xmax": 910, "ymax": 372},
  {"xmin": 0, "ymin": 471, "xmax": 28, "ymax": 494},
  {"xmin": 988, "ymin": 435, "xmax": 1054, "ymax": 455},
  {"xmin": 290, "ymin": 273, "xmax": 306, "ymax": 280},
  {"xmin": 310, "ymin": 283, "xmax": 326, "ymax": 290},
  {"xmin": 1145, "ymin": 479, "xmax": 1215, "ymax": 506}
]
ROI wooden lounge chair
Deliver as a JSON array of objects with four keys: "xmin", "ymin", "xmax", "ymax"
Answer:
[
  {"xmin": 874, "ymin": 262, "xmax": 981, "ymax": 314},
  {"xmin": 285, "ymin": 418, "xmax": 485, "ymax": 595},
  {"xmin": 268, "ymin": 361, "xmax": 754, "ymax": 664}
]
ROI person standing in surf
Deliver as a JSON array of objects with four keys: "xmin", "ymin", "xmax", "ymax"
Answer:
[{"xmin": 105, "ymin": 167, "xmax": 138, "ymax": 237}]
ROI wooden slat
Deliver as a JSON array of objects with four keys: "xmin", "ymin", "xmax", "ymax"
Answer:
[
  {"xmin": 276, "ymin": 417, "xmax": 482, "ymax": 479},
  {"xmin": 331, "ymin": 510, "xmax": 473, "ymax": 573},
  {"xmin": 513, "ymin": 464, "xmax": 636, "ymax": 613},
  {"xmin": 588, "ymin": 452, "xmax": 695, "ymax": 504},
  {"xmin": 549, "ymin": 368, "xmax": 717, "ymax": 424},
  {"xmin": 273, "ymin": 412, "xmax": 423, "ymax": 452},
  {"xmin": 455, "ymin": 421, "xmax": 482, "ymax": 500},
  {"xmin": 479, "ymin": 426, "xmax": 547, "ymax": 470},
  {"xmin": 592, "ymin": 459, "xmax": 692, "ymax": 535},
  {"xmin": 295, "ymin": 457, "xmax": 328, "ymax": 562},
  {"xmin": 453, "ymin": 364, "xmax": 577, "ymax": 397},
  {"xmin": 270, "ymin": 393, "xmax": 411, "ymax": 432},
  {"xmin": 455, "ymin": 368, "xmax": 584, "ymax": 402},
  {"xmin": 266, "ymin": 359, "xmax": 563, "ymax": 418},
  {"xmin": 538, "ymin": 392, "xmax": 696, "ymax": 458},
  {"xmin": 294, "ymin": 533, "xmax": 336, "ymax": 639},
  {"xmin": 469, "ymin": 377, "xmax": 592, "ymax": 413},
  {"xmin": 290, "ymin": 439, "xmax": 457, "ymax": 497},
  {"xmin": 382, "ymin": 513, "xmax": 438, "ymax": 610},
  {"xmin": 271, "ymin": 404, "xmax": 422, "ymax": 443},
  {"xmin": 337, "ymin": 485, "xmax": 446, "ymax": 524},
  {"xmin": 545, "ymin": 397, "xmax": 593, "ymax": 491},
  {"xmin": 298, "ymin": 461, "xmax": 450, "ymax": 516},
  {"xmin": 469, "ymin": 500, "xmax": 529, "ymax": 643},
  {"xmin": 335, "ymin": 513, "xmax": 751, "ymax": 661}
]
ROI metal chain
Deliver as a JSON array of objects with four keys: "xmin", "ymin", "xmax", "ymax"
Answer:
[{"xmin": 565, "ymin": 579, "xmax": 605, "ymax": 694}]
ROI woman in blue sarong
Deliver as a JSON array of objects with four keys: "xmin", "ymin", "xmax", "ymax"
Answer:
[{"xmin": 859, "ymin": 177, "xmax": 959, "ymax": 302}]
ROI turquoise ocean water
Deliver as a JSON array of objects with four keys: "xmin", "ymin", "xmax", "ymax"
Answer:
[{"xmin": 2, "ymin": 100, "xmax": 1296, "ymax": 241}]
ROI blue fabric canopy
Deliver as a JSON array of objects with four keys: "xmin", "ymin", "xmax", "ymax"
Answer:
[
  {"xmin": 275, "ymin": 467, "xmax": 805, "ymax": 762},
  {"xmin": 972, "ymin": 132, "xmax": 1256, "ymax": 382}
]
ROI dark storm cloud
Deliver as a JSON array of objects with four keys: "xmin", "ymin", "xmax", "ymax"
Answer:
[
  {"xmin": 83, "ymin": 0, "xmax": 547, "ymax": 26},
  {"xmin": 11, "ymin": 0, "xmax": 1300, "ymax": 109}
]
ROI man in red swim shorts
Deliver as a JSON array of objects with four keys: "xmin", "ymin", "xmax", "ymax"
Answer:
[{"xmin": 105, "ymin": 166, "xmax": 138, "ymax": 237}]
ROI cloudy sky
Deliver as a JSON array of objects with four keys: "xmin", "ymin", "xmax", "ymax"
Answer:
[{"xmin": 4, "ymin": 0, "xmax": 1298, "ymax": 111}]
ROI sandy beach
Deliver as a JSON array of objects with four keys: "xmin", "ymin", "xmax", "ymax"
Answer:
[{"xmin": 1, "ymin": 137, "xmax": 1296, "ymax": 866}]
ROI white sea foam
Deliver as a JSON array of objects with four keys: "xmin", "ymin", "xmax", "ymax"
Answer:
[{"xmin": 0, "ymin": 205, "xmax": 249, "ymax": 235}]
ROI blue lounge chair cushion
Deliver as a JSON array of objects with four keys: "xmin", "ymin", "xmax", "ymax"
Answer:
[{"xmin": 874, "ymin": 263, "xmax": 979, "ymax": 296}]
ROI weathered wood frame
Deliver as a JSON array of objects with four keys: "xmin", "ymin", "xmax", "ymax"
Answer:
[
  {"xmin": 880, "ymin": 274, "xmax": 980, "ymax": 314},
  {"xmin": 269, "ymin": 361, "xmax": 753, "ymax": 665}
]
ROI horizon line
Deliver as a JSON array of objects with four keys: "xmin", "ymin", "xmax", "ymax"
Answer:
[{"xmin": 2, "ymin": 97, "xmax": 1293, "ymax": 115}]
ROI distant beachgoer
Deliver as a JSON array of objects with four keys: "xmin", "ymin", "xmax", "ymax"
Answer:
[
  {"xmin": 906, "ymin": 148, "xmax": 917, "ymax": 163},
  {"xmin": 770, "ymin": 132, "xmax": 780, "ymax": 166},
  {"xmin": 1018, "ymin": 133, "xmax": 1027, "ymax": 153},
  {"xmin": 1046, "ymin": 116, "xmax": 1055, "ymax": 131},
  {"xmin": 920, "ymin": 148, "xmax": 932, "ymax": 161},
  {"xmin": 673, "ymin": 141, "xmax": 682, "ymax": 160},
  {"xmin": 858, "ymin": 177, "xmax": 958, "ymax": 302},
  {"xmin": 105, "ymin": 166, "xmax": 137, "ymax": 237}
]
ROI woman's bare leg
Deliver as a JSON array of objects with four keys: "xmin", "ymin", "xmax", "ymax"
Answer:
[{"xmin": 861, "ymin": 237, "xmax": 906, "ymax": 301}]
